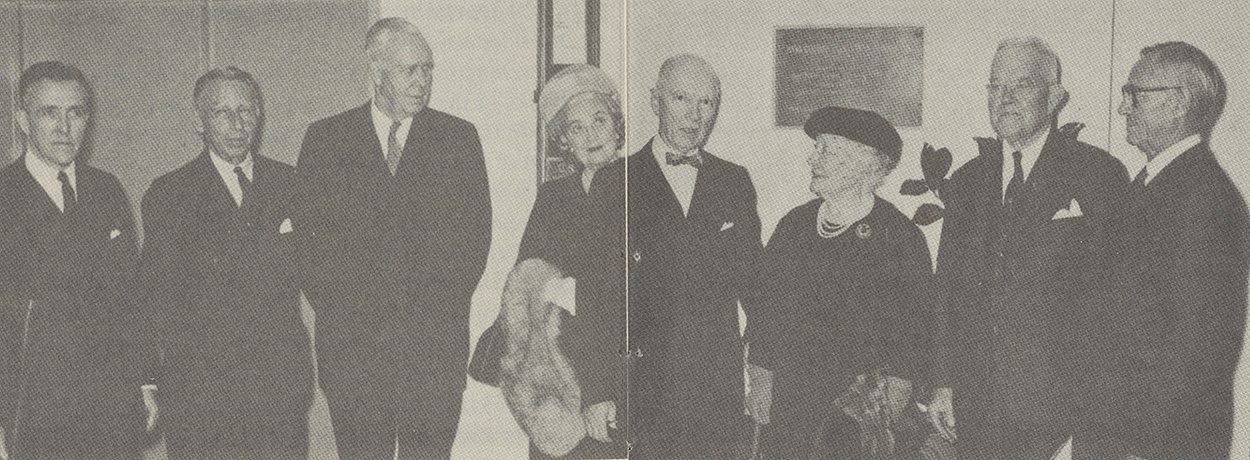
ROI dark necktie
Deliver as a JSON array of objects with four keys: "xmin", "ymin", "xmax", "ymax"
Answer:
[
  {"xmin": 665, "ymin": 151, "xmax": 701, "ymax": 168},
  {"xmin": 57, "ymin": 171, "xmax": 76, "ymax": 214},
  {"xmin": 387, "ymin": 120, "xmax": 403, "ymax": 175},
  {"xmin": 1004, "ymin": 150, "xmax": 1024, "ymax": 206},
  {"xmin": 234, "ymin": 166, "xmax": 250, "ymax": 207},
  {"xmin": 1131, "ymin": 167, "xmax": 1148, "ymax": 188}
]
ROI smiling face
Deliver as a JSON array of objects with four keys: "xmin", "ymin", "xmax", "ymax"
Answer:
[
  {"xmin": 808, "ymin": 133, "xmax": 889, "ymax": 200},
  {"xmin": 651, "ymin": 58, "xmax": 720, "ymax": 154},
  {"xmin": 371, "ymin": 29, "xmax": 434, "ymax": 120},
  {"xmin": 197, "ymin": 79, "xmax": 261, "ymax": 165},
  {"xmin": 1118, "ymin": 56, "xmax": 1188, "ymax": 158},
  {"xmin": 559, "ymin": 93, "xmax": 620, "ymax": 170},
  {"xmin": 988, "ymin": 46, "xmax": 1062, "ymax": 148},
  {"xmin": 18, "ymin": 79, "xmax": 90, "ymax": 168}
]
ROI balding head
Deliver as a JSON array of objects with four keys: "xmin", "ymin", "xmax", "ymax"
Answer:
[
  {"xmin": 650, "ymin": 54, "xmax": 721, "ymax": 153},
  {"xmin": 367, "ymin": 18, "xmax": 434, "ymax": 120},
  {"xmin": 988, "ymin": 37, "xmax": 1068, "ymax": 149}
]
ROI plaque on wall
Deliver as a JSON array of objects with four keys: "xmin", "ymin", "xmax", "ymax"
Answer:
[{"xmin": 775, "ymin": 26, "xmax": 924, "ymax": 128}]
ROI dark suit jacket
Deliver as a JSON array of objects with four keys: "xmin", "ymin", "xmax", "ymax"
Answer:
[
  {"xmin": 297, "ymin": 103, "xmax": 491, "ymax": 392},
  {"xmin": 0, "ymin": 156, "xmax": 143, "ymax": 456},
  {"xmin": 1087, "ymin": 142, "xmax": 1248, "ymax": 459},
  {"xmin": 139, "ymin": 152, "xmax": 313, "ymax": 414},
  {"xmin": 600, "ymin": 141, "xmax": 761, "ymax": 457},
  {"xmin": 935, "ymin": 130, "xmax": 1127, "ymax": 455}
]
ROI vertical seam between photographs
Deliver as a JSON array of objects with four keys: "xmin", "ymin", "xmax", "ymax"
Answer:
[
  {"xmin": 1106, "ymin": 0, "xmax": 1117, "ymax": 150},
  {"xmin": 621, "ymin": 0, "xmax": 630, "ymax": 449}
]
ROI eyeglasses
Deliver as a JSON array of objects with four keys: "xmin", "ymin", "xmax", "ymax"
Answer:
[{"xmin": 1121, "ymin": 84, "xmax": 1182, "ymax": 108}]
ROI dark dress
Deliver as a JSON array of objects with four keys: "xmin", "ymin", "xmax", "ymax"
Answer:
[
  {"xmin": 470, "ymin": 171, "xmax": 626, "ymax": 459},
  {"xmin": 139, "ymin": 152, "xmax": 314, "ymax": 460},
  {"xmin": 749, "ymin": 197, "xmax": 935, "ymax": 459}
]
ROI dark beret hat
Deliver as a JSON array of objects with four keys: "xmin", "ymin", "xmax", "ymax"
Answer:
[{"xmin": 804, "ymin": 106, "xmax": 902, "ymax": 165}]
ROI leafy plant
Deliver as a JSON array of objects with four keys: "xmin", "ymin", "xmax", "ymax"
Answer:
[{"xmin": 900, "ymin": 143, "xmax": 952, "ymax": 226}]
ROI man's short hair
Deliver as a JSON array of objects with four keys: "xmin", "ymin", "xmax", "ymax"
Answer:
[
  {"xmin": 1141, "ymin": 41, "xmax": 1226, "ymax": 137},
  {"xmin": 192, "ymin": 66, "xmax": 263, "ymax": 111},
  {"xmin": 17, "ymin": 61, "xmax": 93, "ymax": 111},
  {"xmin": 365, "ymin": 17, "xmax": 422, "ymax": 62},
  {"xmin": 996, "ymin": 36, "xmax": 1063, "ymax": 85}
]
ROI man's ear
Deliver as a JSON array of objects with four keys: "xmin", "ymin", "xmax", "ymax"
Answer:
[
  {"xmin": 650, "ymin": 87, "xmax": 661, "ymax": 117},
  {"xmin": 15, "ymin": 109, "xmax": 30, "ymax": 138},
  {"xmin": 1048, "ymin": 85, "xmax": 1069, "ymax": 116}
]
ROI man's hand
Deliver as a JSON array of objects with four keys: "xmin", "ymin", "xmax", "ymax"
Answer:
[
  {"xmin": 582, "ymin": 401, "xmax": 616, "ymax": 443},
  {"xmin": 745, "ymin": 363, "xmax": 773, "ymax": 425},
  {"xmin": 928, "ymin": 387, "xmax": 955, "ymax": 442},
  {"xmin": 141, "ymin": 384, "xmax": 159, "ymax": 432}
]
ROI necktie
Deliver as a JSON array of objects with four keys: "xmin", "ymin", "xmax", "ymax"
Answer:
[
  {"xmin": 665, "ymin": 151, "xmax": 701, "ymax": 167},
  {"xmin": 57, "ymin": 171, "xmax": 76, "ymax": 214},
  {"xmin": 234, "ymin": 166, "xmax": 250, "ymax": 207},
  {"xmin": 1131, "ymin": 167, "xmax": 1148, "ymax": 188},
  {"xmin": 1004, "ymin": 150, "xmax": 1024, "ymax": 206},
  {"xmin": 387, "ymin": 120, "xmax": 403, "ymax": 175}
]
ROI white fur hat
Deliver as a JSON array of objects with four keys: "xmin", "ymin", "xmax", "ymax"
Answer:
[{"xmin": 538, "ymin": 64, "xmax": 618, "ymax": 126}]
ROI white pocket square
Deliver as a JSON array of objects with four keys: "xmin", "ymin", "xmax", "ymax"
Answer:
[
  {"xmin": 1052, "ymin": 199, "xmax": 1083, "ymax": 220},
  {"xmin": 109, "ymin": 229, "xmax": 122, "ymax": 240},
  {"xmin": 279, "ymin": 218, "xmax": 294, "ymax": 234},
  {"xmin": 720, "ymin": 221, "xmax": 735, "ymax": 231}
]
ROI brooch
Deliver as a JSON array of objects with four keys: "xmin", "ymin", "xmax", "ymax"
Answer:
[{"xmin": 856, "ymin": 223, "xmax": 872, "ymax": 239}]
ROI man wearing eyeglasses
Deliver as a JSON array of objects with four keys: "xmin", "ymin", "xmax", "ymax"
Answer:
[
  {"xmin": 930, "ymin": 37, "xmax": 1128, "ymax": 459},
  {"xmin": 1082, "ymin": 41, "xmax": 1248, "ymax": 460}
]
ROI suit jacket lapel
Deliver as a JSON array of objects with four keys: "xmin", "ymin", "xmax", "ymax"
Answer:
[
  {"xmin": 13, "ymin": 156, "xmax": 61, "ymax": 220},
  {"xmin": 395, "ymin": 108, "xmax": 440, "ymax": 177},
  {"xmin": 349, "ymin": 103, "xmax": 391, "ymax": 177},
  {"xmin": 631, "ymin": 141, "xmax": 687, "ymax": 226},
  {"xmin": 686, "ymin": 150, "xmax": 725, "ymax": 233}
]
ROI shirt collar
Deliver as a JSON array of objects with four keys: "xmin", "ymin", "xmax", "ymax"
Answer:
[
  {"xmin": 208, "ymin": 148, "xmax": 254, "ymax": 181},
  {"xmin": 652, "ymin": 135, "xmax": 700, "ymax": 168},
  {"xmin": 1143, "ymin": 134, "xmax": 1202, "ymax": 184},
  {"xmin": 25, "ymin": 149, "xmax": 76, "ymax": 194},
  {"xmin": 372, "ymin": 99, "xmax": 413, "ymax": 150},
  {"xmin": 1003, "ymin": 125, "xmax": 1051, "ymax": 181}
]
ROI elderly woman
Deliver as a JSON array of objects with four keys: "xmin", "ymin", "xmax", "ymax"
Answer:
[
  {"xmin": 469, "ymin": 64, "xmax": 626, "ymax": 460},
  {"xmin": 748, "ymin": 107, "xmax": 936, "ymax": 459}
]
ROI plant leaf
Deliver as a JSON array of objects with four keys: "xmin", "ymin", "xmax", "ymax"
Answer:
[
  {"xmin": 912, "ymin": 203, "xmax": 944, "ymax": 225},
  {"xmin": 900, "ymin": 179, "xmax": 929, "ymax": 196},
  {"xmin": 922, "ymin": 147, "xmax": 952, "ymax": 192}
]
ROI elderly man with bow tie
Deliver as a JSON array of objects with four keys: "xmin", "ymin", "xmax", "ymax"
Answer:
[{"xmin": 595, "ymin": 53, "xmax": 762, "ymax": 458}]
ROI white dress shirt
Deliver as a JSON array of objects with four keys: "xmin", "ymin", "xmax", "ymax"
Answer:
[
  {"xmin": 651, "ymin": 136, "xmax": 699, "ymax": 216},
  {"xmin": 1000, "ymin": 126, "xmax": 1051, "ymax": 203},
  {"xmin": 208, "ymin": 150, "xmax": 254, "ymax": 207},
  {"xmin": 25, "ymin": 151, "xmax": 76, "ymax": 212},
  {"xmin": 1140, "ymin": 134, "xmax": 1202, "ymax": 185},
  {"xmin": 371, "ymin": 100, "xmax": 412, "ymax": 160}
]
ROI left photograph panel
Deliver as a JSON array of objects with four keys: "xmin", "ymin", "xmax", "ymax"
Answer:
[{"xmin": 0, "ymin": 1, "xmax": 627, "ymax": 459}]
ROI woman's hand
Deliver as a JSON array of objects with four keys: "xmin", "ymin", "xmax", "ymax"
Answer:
[{"xmin": 583, "ymin": 400, "xmax": 617, "ymax": 443}]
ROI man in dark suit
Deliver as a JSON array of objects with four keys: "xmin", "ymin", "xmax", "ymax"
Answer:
[
  {"xmin": 139, "ymin": 67, "xmax": 313, "ymax": 459},
  {"xmin": 930, "ymin": 37, "xmax": 1128, "ymax": 459},
  {"xmin": 1084, "ymin": 41, "xmax": 1247, "ymax": 460},
  {"xmin": 0, "ymin": 61, "xmax": 145, "ymax": 459},
  {"xmin": 297, "ymin": 17, "xmax": 491, "ymax": 460},
  {"xmin": 599, "ymin": 53, "xmax": 761, "ymax": 459}
]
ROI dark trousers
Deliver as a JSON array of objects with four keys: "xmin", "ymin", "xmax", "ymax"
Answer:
[
  {"xmin": 163, "ymin": 388, "xmax": 312, "ymax": 460},
  {"xmin": 317, "ymin": 323, "xmax": 464, "ymax": 460}
]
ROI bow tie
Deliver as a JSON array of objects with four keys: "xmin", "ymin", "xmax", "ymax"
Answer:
[{"xmin": 666, "ymin": 152, "xmax": 702, "ymax": 167}]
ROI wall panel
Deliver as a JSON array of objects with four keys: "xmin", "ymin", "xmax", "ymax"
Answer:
[{"xmin": 23, "ymin": 1, "xmax": 205, "ymax": 228}]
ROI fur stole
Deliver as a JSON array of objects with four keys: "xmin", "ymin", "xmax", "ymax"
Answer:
[{"xmin": 499, "ymin": 258, "xmax": 585, "ymax": 456}]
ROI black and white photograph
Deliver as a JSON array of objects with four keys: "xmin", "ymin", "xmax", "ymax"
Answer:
[{"xmin": 0, "ymin": 0, "xmax": 1246, "ymax": 459}]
